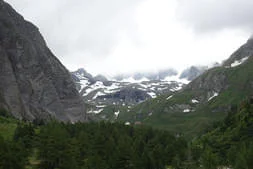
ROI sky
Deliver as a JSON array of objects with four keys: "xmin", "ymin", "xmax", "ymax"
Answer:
[{"xmin": 6, "ymin": 0, "xmax": 253, "ymax": 76}]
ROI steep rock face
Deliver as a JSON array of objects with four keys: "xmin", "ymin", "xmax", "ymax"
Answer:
[
  {"xmin": 97, "ymin": 87, "xmax": 151, "ymax": 104},
  {"xmin": 186, "ymin": 68, "xmax": 228, "ymax": 96},
  {"xmin": 0, "ymin": 0, "xmax": 86, "ymax": 122}
]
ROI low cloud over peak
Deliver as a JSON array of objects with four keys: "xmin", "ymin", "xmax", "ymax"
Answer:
[
  {"xmin": 6, "ymin": 0, "xmax": 252, "ymax": 75},
  {"xmin": 177, "ymin": 0, "xmax": 253, "ymax": 33}
]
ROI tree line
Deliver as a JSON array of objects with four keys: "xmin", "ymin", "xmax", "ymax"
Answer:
[
  {"xmin": 0, "ymin": 121, "xmax": 187, "ymax": 169},
  {"xmin": 1, "ymin": 98, "xmax": 253, "ymax": 169}
]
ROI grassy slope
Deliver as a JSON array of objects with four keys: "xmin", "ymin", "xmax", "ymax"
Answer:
[
  {"xmin": 0, "ymin": 116, "xmax": 18, "ymax": 140},
  {"xmin": 117, "ymin": 58, "xmax": 253, "ymax": 138}
]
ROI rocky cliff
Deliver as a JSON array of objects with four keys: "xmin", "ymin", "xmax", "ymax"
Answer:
[{"xmin": 0, "ymin": 0, "xmax": 86, "ymax": 122}]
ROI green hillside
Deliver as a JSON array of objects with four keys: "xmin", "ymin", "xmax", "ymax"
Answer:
[
  {"xmin": 190, "ymin": 99, "xmax": 253, "ymax": 168},
  {"xmin": 117, "ymin": 53, "xmax": 253, "ymax": 138}
]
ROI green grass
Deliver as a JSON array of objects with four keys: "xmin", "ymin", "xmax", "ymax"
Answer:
[
  {"xmin": 25, "ymin": 149, "xmax": 40, "ymax": 169},
  {"xmin": 0, "ymin": 116, "xmax": 18, "ymax": 140},
  {"xmin": 143, "ymin": 108, "xmax": 224, "ymax": 139},
  {"xmin": 116, "ymin": 58, "xmax": 253, "ymax": 138}
]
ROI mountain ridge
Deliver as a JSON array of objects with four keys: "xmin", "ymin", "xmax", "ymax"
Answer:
[
  {"xmin": 114, "ymin": 37, "xmax": 253, "ymax": 137},
  {"xmin": 0, "ymin": 0, "xmax": 86, "ymax": 122},
  {"xmin": 71, "ymin": 65, "xmax": 208, "ymax": 121}
]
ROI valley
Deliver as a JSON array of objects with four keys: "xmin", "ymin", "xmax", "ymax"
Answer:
[{"xmin": 0, "ymin": 0, "xmax": 253, "ymax": 168}]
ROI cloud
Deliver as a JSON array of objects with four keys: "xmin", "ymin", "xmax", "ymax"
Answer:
[
  {"xmin": 6, "ymin": 0, "xmax": 143, "ymax": 62},
  {"xmin": 177, "ymin": 0, "xmax": 253, "ymax": 33},
  {"xmin": 5, "ymin": 0, "xmax": 252, "ymax": 76}
]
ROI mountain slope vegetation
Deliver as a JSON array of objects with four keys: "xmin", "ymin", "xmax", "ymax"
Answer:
[
  {"xmin": 191, "ymin": 98, "xmax": 253, "ymax": 169},
  {"xmin": 117, "ymin": 38, "xmax": 253, "ymax": 138},
  {"xmin": 1, "ymin": 98, "xmax": 252, "ymax": 169},
  {"xmin": 0, "ymin": 115, "xmax": 188, "ymax": 169}
]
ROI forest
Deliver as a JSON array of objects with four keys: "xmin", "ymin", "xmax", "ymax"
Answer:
[{"xmin": 0, "ymin": 98, "xmax": 253, "ymax": 169}]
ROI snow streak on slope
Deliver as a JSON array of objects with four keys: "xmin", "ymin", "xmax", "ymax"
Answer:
[
  {"xmin": 230, "ymin": 56, "xmax": 249, "ymax": 67},
  {"xmin": 71, "ymin": 66, "xmax": 208, "ymax": 115},
  {"xmin": 208, "ymin": 92, "xmax": 219, "ymax": 101}
]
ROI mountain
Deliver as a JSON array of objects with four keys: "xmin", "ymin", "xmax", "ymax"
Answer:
[
  {"xmin": 115, "ymin": 37, "xmax": 253, "ymax": 137},
  {"xmin": 71, "ymin": 66, "xmax": 207, "ymax": 120},
  {"xmin": 0, "ymin": 0, "xmax": 86, "ymax": 122},
  {"xmin": 72, "ymin": 68, "xmax": 186, "ymax": 105}
]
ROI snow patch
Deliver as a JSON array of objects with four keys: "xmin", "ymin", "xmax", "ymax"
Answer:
[
  {"xmin": 170, "ymin": 86, "xmax": 183, "ymax": 92},
  {"xmin": 183, "ymin": 109, "xmax": 190, "ymax": 113},
  {"xmin": 83, "ymin": 81, "xmax": 122, "ymax": 97},
  {"xmin": 82, "ymin": 81, "xmax": 104, "ymax": 96},
  {"xmin": 120, "ymin": 77, "xmax": 149, "ymax": 83},
  {"xmin": 125, "ymin": 122, "xmax": 130, "ymax": 125},
  {"xmin": 105, "ymin": 82, "xmax": 121, "ymax": 91},
  {"xmin": 88, "ymin": 109, "xmax": 103, "ymax": 114},
  {"xmin": 114, "ymin": 110, "xmax": 120, "ymax": 119},
  {"xmin": 79, "ymin": 78, "xmax": 90, "ymax": 91},
  {"xmin": 141, "ymin": 83, "xmax": 152, "ymax": 87},
  {"xmin": 231, "ymin": 56, "xmax": 249, "ymax": 67},
  {"xmin": 166, "ymin": 95, "xmax": 173, "ymax": 100},
  {"xmin": 148, "ymin": 92, "xmax": 157, "ymax": 98},
  {"xmin": 92, "ymin": 91, "xmax": 106, "ymax": 100},
  {"xmin": 191, "ymin": 99, "xmax": 199, "ymax": 103},
  {"xmin": 208, "ymin": 92, "xmax": 219, "ymax": 101},
  {"xmin": 96, "ymin": 105, "xmax": 106, "ymax": 108}
]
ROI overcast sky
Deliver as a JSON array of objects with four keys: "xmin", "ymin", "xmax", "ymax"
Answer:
[{"xmin": 6, "ymin": 0, "xmax": 252, "ymax": 75}]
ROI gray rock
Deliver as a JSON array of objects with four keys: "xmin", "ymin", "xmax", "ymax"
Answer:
[
  {"xmin": 186, "ymin": 69, "xmax": 228, "ymax": 94},
  {"xmin": 0, "ymin": 0, "xmax": 86, "ymax": 122},
  {"xmin": 97, "ymin": 87, "xmax": 151, "ymax": 105}
]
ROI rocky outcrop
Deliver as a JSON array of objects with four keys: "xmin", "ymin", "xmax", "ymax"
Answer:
[
  {"xmin": 0, "ymin": 0, "xmax": 86, "ymax": 122},
  {"xmin": 98, "ymin": 87, "xmax": 151, "ymax": 104},
  {"xmin": 73, "ymin": 68, "xmax": 94, "ymax": 82},
  {"xmin": 186, "ymin": 69, "xmax": 228, "ymax": 93}
]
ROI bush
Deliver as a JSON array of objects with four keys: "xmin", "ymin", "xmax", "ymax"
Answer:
[{"xmin": 0, "ymin": 108, "xmax": 9, "ymax": 117}]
